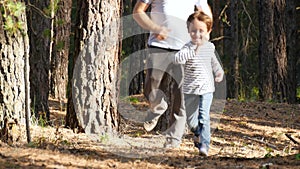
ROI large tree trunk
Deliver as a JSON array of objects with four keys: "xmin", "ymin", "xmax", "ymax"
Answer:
[
  {"xmin": 273, "ymin": 0, "xmax": 288, "ymax": 102},
  {"xmin": 258, "ymin": 0, "xmax": 275, "ymax": 101},
  {"xmin": 66, "ymin": 0, "xmax": 121, "ymax": 133},
  {"xmin": 285, "ymin": 0, "xmax": 297, "ymax": 103},
  {"xmin": 259, "ymin": 0, "xmax": 292, "ymax": 102},
  {"xmin": 0, "ymin": 1, "xmax": 29, "ymax": 144},
  {"xmin": 26, "ymin": 0, "xmax": 53, "ymax": 121},
  {"xmin": 50, "ymin": 0, "xmax": 72, "ymax": 101}
]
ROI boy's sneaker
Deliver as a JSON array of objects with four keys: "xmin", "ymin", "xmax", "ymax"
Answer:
[
  {"xmin": 143, "ymin": 116, "xmax": 159, "ymax": 132},
  {"xmin": 199, "ymin": 144, "xmax": 209, "ymax": 156}
]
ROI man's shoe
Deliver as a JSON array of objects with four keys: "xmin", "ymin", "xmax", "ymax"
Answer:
[
  {"xmin": 193, "ymin": 135, "xmax": 201, "ymax": 149},
  {"xmin": 199, "ymin": 144, "xmax": 209, "ymax": 156},
  {"xmin": 143, "ymin": 116, "xmax": 159, "ymax": 132}
]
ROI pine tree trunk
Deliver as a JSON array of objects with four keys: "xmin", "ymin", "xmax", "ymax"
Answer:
[
  {"xmin": 258, "ymin": 0, "xmax": 275, "ymax": 101},
  {"xmin": 26, "ymin": 0, "xmax": 53, "ymax": 121},
  {"xmin": 211, "ymin": 0, "xmax": 223, "ymax": 56},
  {"xmin": 122, "ymin": 0, "xmax": 147, "ymax": 95},
  {"xmin": 259, "ymin": 0, "xmax": 292, "ymax": 102},
  {"xmin": 296, "ymin": 1, "xmax": 300, "ymax": 93},
  {"xmin": 230, "ymin": 0, "xmax": 241, "ymax": 99},
  {"xmin": 223, "ymin": 0, "xmax": 233, "ymax": 98},
  {"xmin": 128, "ymin": 34, "xmax": 147, "ymax": 95},
  {"xmin": 273, "ymin": 0, "xmax": 288, "ymax": 102},
  {"xmin": 285, "ymin": 0, "xmax": 297, "ymax": 103},
  {"xmin": 50, "ymin": 0, "xmax": 72, "ymax": 101},
  {"xmin": 0, "ymin": 1, "xmax": 29, "ymax": 144},
  {"xmin": 66, "ymin": 0, "xmax": 121, "ymax": 133},
  {"xmin": 230, "ymin": 0, "xmax": 240, "ymax": 99}
]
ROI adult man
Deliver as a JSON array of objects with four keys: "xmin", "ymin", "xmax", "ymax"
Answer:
[{"xmin": 132, "ymin": 0, "xmax": 212, "ymax": 147}]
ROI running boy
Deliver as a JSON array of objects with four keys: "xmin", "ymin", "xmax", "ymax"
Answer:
[{"xmin": 171, "ymin": 10, "xmax": 224, "ymax": 156}]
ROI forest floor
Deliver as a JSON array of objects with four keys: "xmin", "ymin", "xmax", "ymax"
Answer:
[{"xmin": 0, "ymin": 96, "xmax": 300, "ymax": 169}]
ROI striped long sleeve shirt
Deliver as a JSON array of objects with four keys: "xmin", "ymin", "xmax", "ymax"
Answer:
[{"xmin": 172, "ymin": 41, "xmax": 224, "ymax": 95}]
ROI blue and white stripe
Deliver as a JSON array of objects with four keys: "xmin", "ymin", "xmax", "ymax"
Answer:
[{"xmin": 173, "ymin": 41, "xmax": 224, "ymax": 95}]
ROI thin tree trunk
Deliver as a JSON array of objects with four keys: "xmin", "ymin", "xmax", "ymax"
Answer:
[
  {"xmin": 230, "ymin": 0, "xmax": 240, "ymax": 99},
  {"xmin": 297, "ymin": 1, "xmax": 300, "ymax": 93},
  {"xmin": 129, "ymin": 34, "xmax": 147, "ymax": 95},
  {"xmin": 223, "ymin": 0, "xmax": 233, "ymax": 98},
  {"xmin": 285, "ymin": 0, "xmax": 297, "ymax": 103},
  {"xmin": 122, "ymin": 0, "xmax": 147, "ymax": 95},
  {"xmin": 211, "ymin": 0, "xmax": 223, "ymax": 56},
  {"xmin": 65, "ymin": 0, "xmax": 82, "ymax": 131},
  {"xmin": 50, "ymin": 0, "xmax": 72, "ymax": 101}
]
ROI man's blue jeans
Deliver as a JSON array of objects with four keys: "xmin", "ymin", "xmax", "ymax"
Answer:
[{"xmin": 184, "ymin": 92, "xmax": 213, "ymax": 148}]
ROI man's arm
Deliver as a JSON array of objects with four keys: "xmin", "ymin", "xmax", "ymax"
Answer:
[{"xmin": 132, "ymin": 0, "xmax": 170, "ymax": 40}]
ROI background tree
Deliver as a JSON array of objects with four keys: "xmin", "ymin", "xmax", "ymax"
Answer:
[
  {"xmin": 229, "ymin": 0, "xmax": 240, "ymax": 99},
  {"xmin": 50, "ymin": 0, "xmax": 72, "ymax": 102},
  {"xmin": 26, "ymin": 0, "xmax": 54, "ymax": 121},
  {"xmin": 66, "ymin": 0, "xmax": 122, "ymax": 132},
  {"xmin": 286, "ymin": 0, "xmax": 297, "ymax": 103},
  {"xmin": 212, "ymin": 0, "xmax": 259, "ymax": 100},
  {"xmin": 273, "ymin": 0, "xmax": 288, "ymax": 102},
  {"xmin": 0, "ymin": 0, "xmax": 30, "ymax": 143},
  {"xmin": 258, "ymin": 0, "xmax": 296, "ymax": 103},
  {"xmin": 122, "ymin": 0, "xmax": 147, "ymax": 95}
]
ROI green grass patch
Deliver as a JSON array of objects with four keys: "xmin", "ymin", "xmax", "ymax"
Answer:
[{"xmin": 129, "ymin": 97, "xmax": 139, "ymax": 103}]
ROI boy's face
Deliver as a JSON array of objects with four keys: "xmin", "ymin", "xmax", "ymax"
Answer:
[{"xmin": 188, "ymin": 19, "xmax": 210, "ymax": 45}]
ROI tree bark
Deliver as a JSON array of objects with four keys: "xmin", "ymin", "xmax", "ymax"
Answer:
[
  {"xmin": 229, "ymin": 0, "xmax": 240, "ymax": 99},
  {"xmin": 0, "ymin": 1, "xmax": 29, "ymax": 144},
  {"xmin": 122, "ymin": 0, "xmax": 147, "ymax": 95},
  {"xmin": 65, "ymin": 0, "xmax": 82, "ymax": 132},
  {"xmin": 128, "ymin": 34, "xmax": 147, "ymax": 95},
  {"xmin": 50, "ymin": 0, "xmax": 72, "ymax": 101},
  {"xmin": 258, "ymin": 0, "xmax": 275, "ymax": 101},
  {"xmin": 26, "ymin": 0, "xmax": 52, "ymax": 121},
  {"xmin": 285, "ymin": 0, "xmax": 297, "ymax": 103},
  {"xmin": 273, "ymin": 0, "xmax": 288, "ymax": 102},
  {"xmin": 258, "ymin": 0, "xmax": 293, "ymax": 102},
  {"xmin": 297, "ymin": 1, "xmax": 300, "ymax": 93},
  {"xmin": 223, "ymin": 0, "xmax": 232, "ymax": 98},
  {"xmin": 66, "ymin": 0, "xmax": 121, "ymax": 133},
  {"xmin": 211, "ymin": 0, "xmax": 223, "ymax": 55}
]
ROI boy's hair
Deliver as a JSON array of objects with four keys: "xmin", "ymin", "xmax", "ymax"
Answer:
[{"xmin": 187, "ymin": 8, "xmax": 213, "ymax": 32}]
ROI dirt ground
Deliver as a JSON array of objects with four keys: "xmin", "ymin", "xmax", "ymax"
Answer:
[{"xmin": 0, "ymin": 97, "xmax": 299, "ymax": 169}]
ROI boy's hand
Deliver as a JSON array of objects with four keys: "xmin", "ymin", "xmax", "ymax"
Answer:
[{"xmin": 215, "ymin": 72, "xmax": 223, "ymax": 82}]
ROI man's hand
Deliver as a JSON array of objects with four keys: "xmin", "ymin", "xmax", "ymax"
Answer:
[
  {"xmin": 215, "ymin": 72, "xmax": 223, "ymax": 82},
  {"xmin": 154, "ymin": 26, "xmax": 171, "ymax": 40}
]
